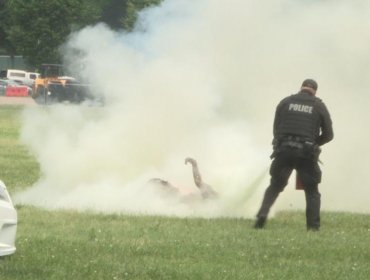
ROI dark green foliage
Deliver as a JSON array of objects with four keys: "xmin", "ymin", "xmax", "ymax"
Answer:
[
  {"xmin": 0, "ymin": 0, "xmax": 162, "ymax": 69},
  {"xmin": 0, "ymin": 0, "xmax": 17, "ymax": 56},
  {"xmin": 1, "ymin": 0, "xmax": 100, "ymax": 68},
  {"xmin": 121, "ymin": 0, "xmax": 162, "ymax": 31}
]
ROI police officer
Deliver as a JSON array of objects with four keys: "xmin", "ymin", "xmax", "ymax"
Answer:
[{"xmin": 254, "ymin": 79, "xmax": 333, "ymax": 231}]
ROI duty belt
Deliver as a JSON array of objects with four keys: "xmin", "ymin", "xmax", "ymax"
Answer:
[
  {"xmin": 279, "ymin": 136, "xmax": 315, "ymax": 149},
  {"xmin": 280, "ymin": 141, "xmax": 304, "ymax": 149}
]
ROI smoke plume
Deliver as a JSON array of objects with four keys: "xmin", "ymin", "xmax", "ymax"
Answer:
[{"xmin": 15, "ymin": 0, "xmax": 370, "ymax": 216}]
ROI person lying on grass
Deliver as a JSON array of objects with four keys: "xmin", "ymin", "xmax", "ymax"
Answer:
[{"xmin": 149, "ymin": 157, "xmax": 218, "ymax": 200}]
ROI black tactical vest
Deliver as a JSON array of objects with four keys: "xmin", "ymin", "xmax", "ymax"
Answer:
[{"xmin": 274, "ymin": 92, "xmax": 321, "ymax": 142}]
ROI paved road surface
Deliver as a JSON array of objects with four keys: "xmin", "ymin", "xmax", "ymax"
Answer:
[{"xmin": 0, "ymin": 96, "xmax": 37, "ymax": 106}]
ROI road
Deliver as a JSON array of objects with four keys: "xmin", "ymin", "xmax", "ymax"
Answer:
[{"xmin": 0, "ymin": 96, "xmax": 37, "ymax": 106}]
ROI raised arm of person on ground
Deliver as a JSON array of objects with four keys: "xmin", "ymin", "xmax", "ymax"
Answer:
[{"xmin": 185, "ymin": 157, "xmax": 218, "ymax": 199}]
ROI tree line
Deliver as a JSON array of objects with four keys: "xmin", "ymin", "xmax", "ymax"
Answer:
[{"xmin": 0, "ymin": 0, "xmax": 162, "ymax": 69}]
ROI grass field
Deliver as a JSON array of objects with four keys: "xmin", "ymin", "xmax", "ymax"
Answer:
[{"xmin": 1, "ymin": 105, "xmax": 370, "ymax": 280}]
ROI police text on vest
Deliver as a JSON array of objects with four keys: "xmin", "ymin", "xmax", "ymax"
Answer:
[{"xmin": 288, "ymin": 103, "xmax": 313, "ymax": 114}]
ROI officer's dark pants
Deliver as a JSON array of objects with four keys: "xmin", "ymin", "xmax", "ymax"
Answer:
[{"xmin": 256, "ymin": 148, "xmax": 322, "ymax": 229}]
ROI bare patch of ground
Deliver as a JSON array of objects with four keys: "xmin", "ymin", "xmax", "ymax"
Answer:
[{"xmin": 0, "ymin": 96, "xmax": 37, "ymax": 106}]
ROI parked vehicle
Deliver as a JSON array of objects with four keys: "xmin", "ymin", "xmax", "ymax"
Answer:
[
  {"xmin": 26, "ymin": 72, "xmax": 39, "ymax": 80},
  {"xmin": 32, "ymin": 64, "xmax": 91, "ymax": 104},
  {"xmin": 0, "ymin": 79, "xmax": 6, "ymax": 95},
  {"xmin": 0, "ymin": 180, "xmax": 17, "ymax": 257},
  {"xmin": 0, "ymin": 78, "xmax": 31, "ymax": 96},
  {"xmin": 0, "ymin": 69, "xmax": 39, "ymax": 87}
]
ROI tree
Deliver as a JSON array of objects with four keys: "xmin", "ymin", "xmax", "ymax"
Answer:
[
  {"xmin": 0, "ymin": 0, "xmax": 17, "ymax": 57},
  {"xmin": 99, "ymin": 0, "xmax": 162, "ymax": 31},
  {"xmin": 121, "ymin": 0, "xmax": 162, "ymax": 31},
  {"xmin": 2, "ymin": 0, "xmax": 100, "ymax": 69},
  {"xmin": 100, "ymin": 0, "xmax": 127, "ymax": 30},
  {"xmin": 1, "ymin": 0, "xmax": 162, "ymax": 69}
]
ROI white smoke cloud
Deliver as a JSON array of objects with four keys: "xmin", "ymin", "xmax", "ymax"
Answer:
[{"xmin": 15, "ymin": 0, "xmax": 370, "ymax": 216}]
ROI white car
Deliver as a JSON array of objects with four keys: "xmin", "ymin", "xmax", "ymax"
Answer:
[{"xmin": 0, "ymin": 180, "xmax": 17, "ymax": 257}]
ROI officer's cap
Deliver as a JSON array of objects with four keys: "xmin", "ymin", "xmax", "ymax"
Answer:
[{"xmin": 302, "ymin": 79, "xmax": 318, "ymax": 91}]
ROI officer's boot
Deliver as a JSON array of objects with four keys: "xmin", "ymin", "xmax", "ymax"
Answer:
[
  {"xmin": 254, "ymin": 186, "xmax": 280, "ymax": 229},
  {"xmin": 305, "ymin": 188, "xmax": 321, "ymax": 231}
]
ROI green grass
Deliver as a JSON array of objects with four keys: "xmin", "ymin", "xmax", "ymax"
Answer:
[
  {"xmin": 1, "ymin": 105, "xmax": 370, "ymax": 280},
  {"xmin": 0, "ymin": 105, "xmax": 40, "ymax": 191}
]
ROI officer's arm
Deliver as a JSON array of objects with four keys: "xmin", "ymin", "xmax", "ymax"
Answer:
[
  {"xmin": 273, "ymin": 100, "xmax": 285, "ymax": 138},
  {"xmin": 317, "ymin": 102, "xmax": 334, "ymax": 146}
]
